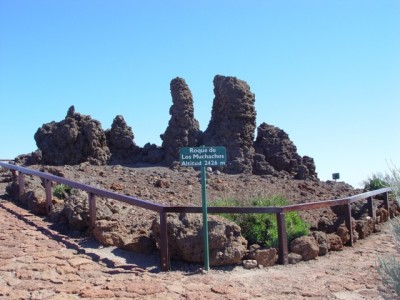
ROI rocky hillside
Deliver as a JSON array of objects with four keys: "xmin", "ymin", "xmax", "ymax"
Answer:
[{"xmin": 4, "ymin": 162, "xmax": 393, "ymax": 267}]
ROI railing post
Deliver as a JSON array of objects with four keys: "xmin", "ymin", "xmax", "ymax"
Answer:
[
  {"xmin": 344, "ymin": 203, "xmax": 354, "ymax": 246},
  {"xmin": 277, "ymin": 212, "xmax": 288, "ymax": 265},
  {"xmin": 88, "ymin": 193, "xmax": 96, "ymax": 231},
  {"xmin": 159, "ymin": 211, "xmax": 170, "ymax": 271},
  {"xmin": 17, "ymin": 171, "xmax": 25, "ymax": 197},
  {"xmin": 45, "ymin": 179, "xmax": 52, "ymax": 214},
  {"xmin": 367, "ymin": 196, "xmax": 376, "ymax": 219},
  {"xmin": 383, "ymin": 192, "xmax": 390, "ymax": 218}
]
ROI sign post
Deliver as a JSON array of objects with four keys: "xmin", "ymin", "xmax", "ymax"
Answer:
[
  {"xmin": 179, "ymin": 146, "xmax": 226, "ymax": 271},
  {"xmin": 332, "ymin": 173, "xmax": 340, "ymax": 182}
]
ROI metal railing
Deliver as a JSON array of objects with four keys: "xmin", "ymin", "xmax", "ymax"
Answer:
[{"xmin": 0, "ymin": 161, "xmax": 392, "ymax": 270}]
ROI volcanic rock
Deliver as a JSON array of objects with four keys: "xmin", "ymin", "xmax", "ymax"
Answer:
[
  {"xmin": 34, "ymin": 106, "xmax": 110, "ymax": 165},
  {"xmin": 6, "ymin": 175, "xmax": 47, "ymax": 215},
  {"xmin": 161, "ymin": 77, "xmax": 201, "ymax": 163},
  {"xmin": 376, "ymin": 207, "xmax": 389, "ymax": 223},
  {"xmin": 336, "ymin": 225, "xmax": 351, "ymax": 245},
  {"xmin": 311, "ymin": 231, "xmax": 329, "ymax": 256},
  {"xmin": 355, "ymin": 217, "xmax": 375, "ymax": 239},
  {"xmin": 288, "ymin": 253, "xmax": 303, "ymax": 264},
  {"xmin": 245, "ymin": 245, "xmax": 277, "ymax": 267},
  {"xmin": 105, "ymin": 115, "xmax": 140, "ymax": 162},
  {"xmin": 202, "ymin": 75, "xmax": 256, "ymax": 174},
  {"xmin": 253, "ymin": 122, "xmax": 317, "ymax": 180},
  {"xmin": 93, "ymin": 220, "xmax": 156, "ymax": 255},
  {"xmin": 151, "ymin": 213, "xmax": 248, "ymax": 266},
  {"xmin": 290, "ymin": 236, "xmax": 319, "ymax": 261},
  {"xmin": 242, "ymin": 260, "xmax": 258, "ymax": 269},
  {"xmin": 327, "ymin": 233, "xmax": 343, "ymax": 251}
]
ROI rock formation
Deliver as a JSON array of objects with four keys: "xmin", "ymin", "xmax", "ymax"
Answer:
[
  {"xmin": 105, "ymin": 115, "xmax": 140, "ymax": 162},
  {"xmin": 34, "ymin": 106, "xmax": 110, "ymax": 165},
  {"xmin": 203, "ymin": 75, "xmax": 256, "ymax": 173},
  {"xmin": 161, "ymin": 77, "xmax": 201, "ymax": 162},
  {"xmin": 27, "ymin": 75, "xmax": 319, "ymax": 182},
  {"xmin": 253, "ymin": 122, "xmax": 317, "ymax": 179}
]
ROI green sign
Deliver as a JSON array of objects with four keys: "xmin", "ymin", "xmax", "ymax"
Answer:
[
  {"xmin": 179, "ymin": 146, "xmax": 227, "ymax": 272},
  {"xmin": 179, "ymin": 146, "xmax": 226, "ymax": 167}
]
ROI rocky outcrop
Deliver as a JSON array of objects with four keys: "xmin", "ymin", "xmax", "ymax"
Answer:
[
  {"xmin": 14, "ymin": 150, "xmax": 43, "ymax": 166},
  {"xmin": 24, "ymin": 76, "xmax": 319, "ymax": 181},
  {"xmin": 161, "ymin": 77, "xmax": 201, "ymax": 163},
  {"xmin": 253, "ymin": 123, "xmax": 317, "ymax": 180},
  {"xmin": 34, "ymin": 106, "xmax": 110, "ymax": 165},
  {"xmin": 203, "ymin": 75, "xmax": 256, "ymax": 174},
  {"xmin": 151, "ymin": 213, "xmax": 248, "ymax": 266},
  {"xmin": 105, "ymin": 115, "xmax": 140, "ymax": 162}
]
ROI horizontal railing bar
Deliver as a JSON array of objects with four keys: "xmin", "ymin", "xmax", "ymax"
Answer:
[
  {"xmin": 0, "ymin": 162, "xmax": 392, "ymax": 215},
  {"xmin": 348, "ymin": 188, "xmax": 391, "ymax": 203},
  {"xmin": 163, "ymin": 206, "xmax": 283, "ymax": 214},
  {"xmin": 0, "ymin": 159, "xmax": 14, "ymax": 161},
  {"xmin": 282, "ymin": 198, "xmax": 350, "ymax": 212},
  {"xmin": 0, "ymin": 162, "xmax": 164, "ymax": 213}
]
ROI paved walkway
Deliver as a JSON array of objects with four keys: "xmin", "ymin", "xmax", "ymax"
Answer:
[
  {"xmin": 0, "ymin": 191, "xmax": 399, "ymax": 299},
  {"xmin": 0, "ymin": 198, "xmax": 167, "ymax": 299}
]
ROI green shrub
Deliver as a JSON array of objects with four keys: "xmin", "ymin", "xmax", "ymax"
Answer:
[
  {"xmin": 211, "ymin": 196, "xmax": 309, "ymax": 247},
  {"xmin": 53, "ymin": 183, "xmax": 72, "ymax": 199},
  {"xmin": 363, "ymin": 173, "xmax": 389, "ymax": 191}
]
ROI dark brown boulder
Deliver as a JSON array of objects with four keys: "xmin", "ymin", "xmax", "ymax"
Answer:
[
  {"xmin": 290, "ymin": 236, "xmax": 319, "ymax": 261},
  {"xmin": 245, "ymin": 244, "xmax": 277, "ymax": 267},
  {"xmin": 93, "ymin": 220, "xmax": 156, "ymax": 255},
  {"xmin": 34, "ymin": 106, "xmax": 110, "ymax": 165},
  {"xmin": 105, "ymin": 115, "xmax": 140, "ymax": 162},
  {"xmin": 355, "ymin": 217, "xmax": 375, "ymax": 239},
  {"xmin": 327, "ymin": 233, "xmax": 343, "ymax": 251},
  {"xmin": 203, "ymin": 75, "xmax": 256, "ymax": 174},
  {"xmin": 253, "ymin": 123, "xmax": 317, "ymax": 180},
  {"xmin": 311, "ymin": 231, "xmax": 329, "ymax": 256},
  {"xmin": 336, "ymin": 225, "xmax": 351, "ymax": 245},
  {"xmin": 151, "ymin": 213, "xmax": 248, "ymax": 266},
  {"xmin": 161, "ymin": 77, "xmax": 201, "ymax": 163}
]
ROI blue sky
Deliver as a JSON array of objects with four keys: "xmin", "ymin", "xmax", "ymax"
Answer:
[{"xmin": 0, "ymin": 1, "xmax": 399, "ymax": 188}]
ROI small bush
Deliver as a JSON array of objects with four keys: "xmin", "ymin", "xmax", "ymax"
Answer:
[
  {"xmin": 363, "ymin": 173, "xmax": 389, "ymax": 192},
  {"xmin": 211, "ymin": 196, "xmax": 309, "ymax": 247},
  {"xmin": 53, "ymin": 184, "xmax": 72, "ymax": 199}
]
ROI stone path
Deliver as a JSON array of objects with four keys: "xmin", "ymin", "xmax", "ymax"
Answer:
[
  {"xmin": 0, "ymin": 199, "xmax": 153, "ymax": 299},
  {"xmin": 0, "ymin": 195, "xmax": 399, "ymax": 299}
]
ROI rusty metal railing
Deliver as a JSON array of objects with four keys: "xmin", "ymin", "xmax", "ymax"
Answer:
[{"xmin": 0, "ymin": 162, "xmax": 392, "ymax": 270}]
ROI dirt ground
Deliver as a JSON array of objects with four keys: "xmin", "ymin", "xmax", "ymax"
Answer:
[{"xmin": 0, "ymin": 164, "xmax": 399, "ymax": 299}]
